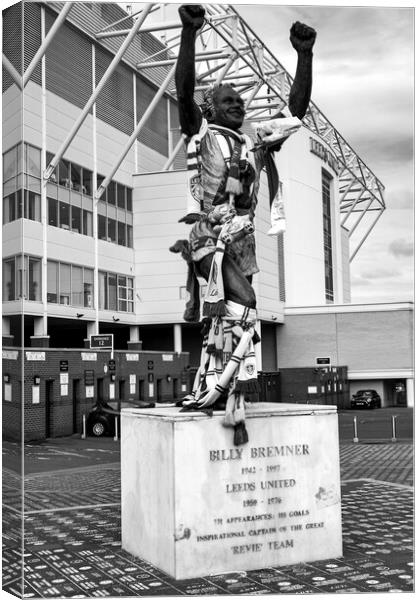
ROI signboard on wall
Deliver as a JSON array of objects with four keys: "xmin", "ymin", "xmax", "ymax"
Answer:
[
  {"xmin": 90, "ymin": 334, "xmax": 113, "ymax": 350},
  {"xmin": 316, "ymin": 357, "xmax": 331, "ymax": 366}
]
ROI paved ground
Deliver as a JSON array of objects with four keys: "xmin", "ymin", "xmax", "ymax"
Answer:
[{"xmin": 2, "ymin": 437, "xmax": 414, "ymax": 598}]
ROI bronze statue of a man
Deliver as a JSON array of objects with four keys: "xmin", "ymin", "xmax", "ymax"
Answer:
[{"xmin": 173, "ymin": 5, "xmax": 316, "ymax": 442}]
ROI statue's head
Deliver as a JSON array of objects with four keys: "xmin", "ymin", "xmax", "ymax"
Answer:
[{"xmin": 201, "ymin": 84, "xmax": 245, "ymax": 130}]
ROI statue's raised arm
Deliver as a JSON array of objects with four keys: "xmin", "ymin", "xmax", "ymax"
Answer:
[
  {"xmin": 175, "ymin": 4, "xmax": 206, "ymax": 137},
  {"xmin": 286, "ymin": 21, "xmax": 317, "ymax": 119}
]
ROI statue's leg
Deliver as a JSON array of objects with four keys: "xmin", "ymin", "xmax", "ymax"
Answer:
[{"xmin": 196, "ymin": 253, "xmax": 256, "ymax": 309}]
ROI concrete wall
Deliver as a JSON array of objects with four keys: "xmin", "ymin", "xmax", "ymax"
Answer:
[
  {"xmin": 276, "ymin": 127, "xmax": 345, "ymax": 305},
  {"xmin": 277, "ymin": 304, "xmax": 413, "ymax": 373}
]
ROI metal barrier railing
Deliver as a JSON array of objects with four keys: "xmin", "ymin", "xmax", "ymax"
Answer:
[{"xmin": 352, "ymin": 414, "xmax": 399, "ymax": 443}]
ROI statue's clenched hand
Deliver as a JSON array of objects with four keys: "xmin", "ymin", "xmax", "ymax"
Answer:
[
  {"xmin": 290, "ymin": 21, "xmax": 316, "ymax": 53},
  {"xmin": 179, "ymin": 5, "xmax": 206, "ymax": 31}
]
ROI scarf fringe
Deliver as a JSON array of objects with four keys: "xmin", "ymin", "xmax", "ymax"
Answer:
[
  {"xmin": 203, "ymin": 300, "xmax": 227, "ymax": 317},
  {"xmin": 234, "ymin": 422, "xmax": 249, "ymax": 446}
]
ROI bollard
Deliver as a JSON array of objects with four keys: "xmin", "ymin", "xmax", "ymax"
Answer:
[
  {"xmin": 391, "ymin": 415, "xmax": 397, "ymax": 443},
  {"xmin": 81, "ymin": 414, "xmax": 86, "ymax": 439},
  {"xmin": 114, "ymin": 416, "xmax": 119, "ymax": 442},
  {"xmin": 353, "ymin": 415, "xmax": 359, "ymax": 443}
]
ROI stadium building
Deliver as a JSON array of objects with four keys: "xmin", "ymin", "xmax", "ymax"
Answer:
[{"xmin": 2, "ymin": 2, "xmax": 413, "ymax": 440}]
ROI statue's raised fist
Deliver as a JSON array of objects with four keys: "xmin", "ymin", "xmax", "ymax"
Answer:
[
  {"xmin": 179, "ymin": 5, "xmax": 206, "ymax": 31},
  {"xmin": 290, "ymin": 21, "xmax": 316, "ymax": 53}
]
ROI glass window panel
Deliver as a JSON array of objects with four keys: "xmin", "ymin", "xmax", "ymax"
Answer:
[
  {"xmin": 48, "ymin": 197, "xmax": 58, "ymax": 226},
  {"xmin": 3, "ymin": 193, "xmax": 16, "ymax": 224},
  {"xmin": 84, "ymin": 268, "xmax": 94, "ymax": 308},
  {"xmin": 17, "ymin": 144, "xmax": 22, "ymax": 175},
  {"xmin": 71, "ymin": 265, "xmax": 83, "ymax": 306},
  {"xmin": 99, "ymin": 272, "xmax": 107, "ymax": 309},
  {"xmin": 127, "ymin": 301, "xmax": 134, "ymax": 313},
  {"xmin": 59, "ymin": 263, "xmax": 71, "ymax": 305},
  {"xmin": 126, "ymin": 188, "xmax": 132, "ymax": 211},
  {"xmin": 3, "ymin": 146, "xmax": 17, "ymax": 180},
  {"xmin": 82, "ymin": 168, "xmax": 92, "ymax": 196},
  {"xmin": 98, "ymin": 215, "xmax": 107, "ymax": 240},
  {"xmin": 59, "ymin": 202, "xmax": 70, "ymax": 229},
  {"xmin": 83, "ymin": 210, "xmax": 93, "ymax": 236},
  {"xmin": 117, "ymin": 183, "xmax": 125, "ymax": 209},
  {"xmin": 26, "ymin": 145, "xmax": 41, "ymax": 177},
  {"xmin": 71, "ymin": 205, "xmax": 81, "ymax": 233},
  {"xmin": 71, "ymin": 163, "xmax": 82, "ymax": 191},
  {"xmin": 118, "ymin": 299, "xmax": 127, "ymax": 311},
  {"xmin": 107, "ymin": 218, "xmax": 116, "ymax": 242},
  {"xmin": 3, "ymin": 258, "xmax": 15, "ymax": 301},
  {"xmin": 16, "ymin": 255, "xmax": 25, "ymax": 298},
  {"xmin": 108, "ymin": 273, "xmax": 117, "ymax": 310},
  {"xmin": 3, "ymin": 176, "xmax": 18, "ymax": 197},
  {"xmin": 16, "ymin": 190, "xmax": 23, "ymax": 219},
  {"xmin": 58, "ymin": 159, "xmax": 70, "ymax": 187},
  {"xmin": 25, "ymin": 191, "xmax": 41, "ymax": 221},
  {"xmin": 46, "ymin": 151, "xmax": 58, "ymax": 183},
  {"xmin": 127, "ymin": 225, "xmax": 133, "ymax": 248},
  {"xmin": 117, "ymin": 221, "xmax": 126, "ymax": 246},
  {"xmin": 47, "ymin": 261, "xmax": 58, "ymax": 303},
  {"xmin": 107, "ymin": 181, "xmax": 116, "ymax": 205},
  {"xmin": 118, "ymin": 275, "xmax": 126, "ymax": 286},
  {"xmin": 26, "ymin": 175, "xmax": 41, "ymax": 194},
  {"xmin": 28, "ymin": 257, "xmax": 41, "ymax": 301},
  {"xmin": 119, "ymin": 287, "xmax": 127, "ymax": 300}
]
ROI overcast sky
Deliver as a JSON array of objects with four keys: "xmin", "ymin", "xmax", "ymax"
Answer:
[{"xmin": 232, "ymin": 2, "xmax": 414, "ymax": 304}]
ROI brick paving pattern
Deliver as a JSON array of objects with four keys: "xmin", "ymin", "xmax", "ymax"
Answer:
[{"xmin": 2, "ymin": 442, "xmax": 414, "ymax": 597}]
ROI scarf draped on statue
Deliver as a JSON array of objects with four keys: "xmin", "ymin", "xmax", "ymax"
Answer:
[{"xmin": 181, "ymin": 301, "xmax": 260, "ymax": 446}]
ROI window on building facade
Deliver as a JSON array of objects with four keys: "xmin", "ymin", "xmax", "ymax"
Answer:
[
  {"xmin": 2, "ymin": 254, "xmax": 42, "ymax": 301},
  {"xmin": 3, "ymin": 143, "xmax": 40, "ymax": 224},
  {"xmin": 99, "ymin": 271, "xmax": 134, "ymax": 312},
  {"xmin": 322, "ymin": 169, "xmax": 334, "ymax": 303},
  {"xmin": 3, "ymin": 147, "xmax": 132, "ymax": 246},
  {"xmin": 47, "ymin": 260, "xmax": 94, "ymax": 308}
]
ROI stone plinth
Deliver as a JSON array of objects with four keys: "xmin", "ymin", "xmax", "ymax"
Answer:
[{"xmin": 121, "ymin": 403, "xmax": 342, "ymax": 580}]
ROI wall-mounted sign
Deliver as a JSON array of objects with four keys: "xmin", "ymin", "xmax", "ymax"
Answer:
[
  {"xmin": 126, "ymin": 353, "xmax": 139, "ymax": 361},
  {"xmin": 84, "ymin": 370, "xmax": 95, "ymax": 386},
  {"xmin": 32, "ymin": 386, "xmax": 40, "ymax": 404},
  {"xmin": 81, "ymin": 352, "xmax": 97, "ymax": 361},
  {"xmin": 2, "ymin": 350, "xmax": 18, "ymax": 360},
  {"xmin": 26, "ymin": 352, "xmax": 45, "ymax": 361},
  {"xmin": 162, "ymin": 354, "xmax": 174, "ymax": 362},
  {"xmin": 316, "ymin": 357, "xmax": 331, "ymax": 366},
  {"xmin": 309, "ymin": 137, "xmax": 339, "ymax": 175},
  {"xmin": 147, "ymin": 360, "xmax": 154, "ymax": 370},
  {"xmin": 109, "ymin": 359, "xmax": 116, "ymax": 371},
  {"xmin": 60, "ymin": 373, "xmax": 69, "ymax": 385},
  {"xmin": 60, "ymin": 360, "xmax": 68, "ymax": 372},
  {"xmin": 90, "ymin": 334, "xmax": 113, "ymax": 349}
]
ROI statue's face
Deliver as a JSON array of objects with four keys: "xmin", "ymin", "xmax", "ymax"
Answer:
[{"xmin": 213, "ymin": 86, "xmax": 245, "ymax": 130}]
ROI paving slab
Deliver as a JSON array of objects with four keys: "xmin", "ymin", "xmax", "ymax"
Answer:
[{"xmin": 2, "ymin": 442, "xmax": 414, "ymax": 597}]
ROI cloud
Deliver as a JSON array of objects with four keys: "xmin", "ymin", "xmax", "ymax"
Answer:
[
  {"xmin": 389, "ymin": 238, "xmax": 414, "ymax": 258},
  {"xmin": 359, "ymin": 267, "xmax": 401, "ymax": 280}
]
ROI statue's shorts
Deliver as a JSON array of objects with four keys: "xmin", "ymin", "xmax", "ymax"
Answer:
[{"xmin": 189, "ymin": 219, "xmax": 259, "ymax": 277}]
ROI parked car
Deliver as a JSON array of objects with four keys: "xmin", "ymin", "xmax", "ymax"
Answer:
[
  {"xmin": 350, "ymin": 389, "xmax": 381, "ymax": 409},
  {"xmin": 87, "ymin": 399, "xmax": 156, "ymax": 437}
]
